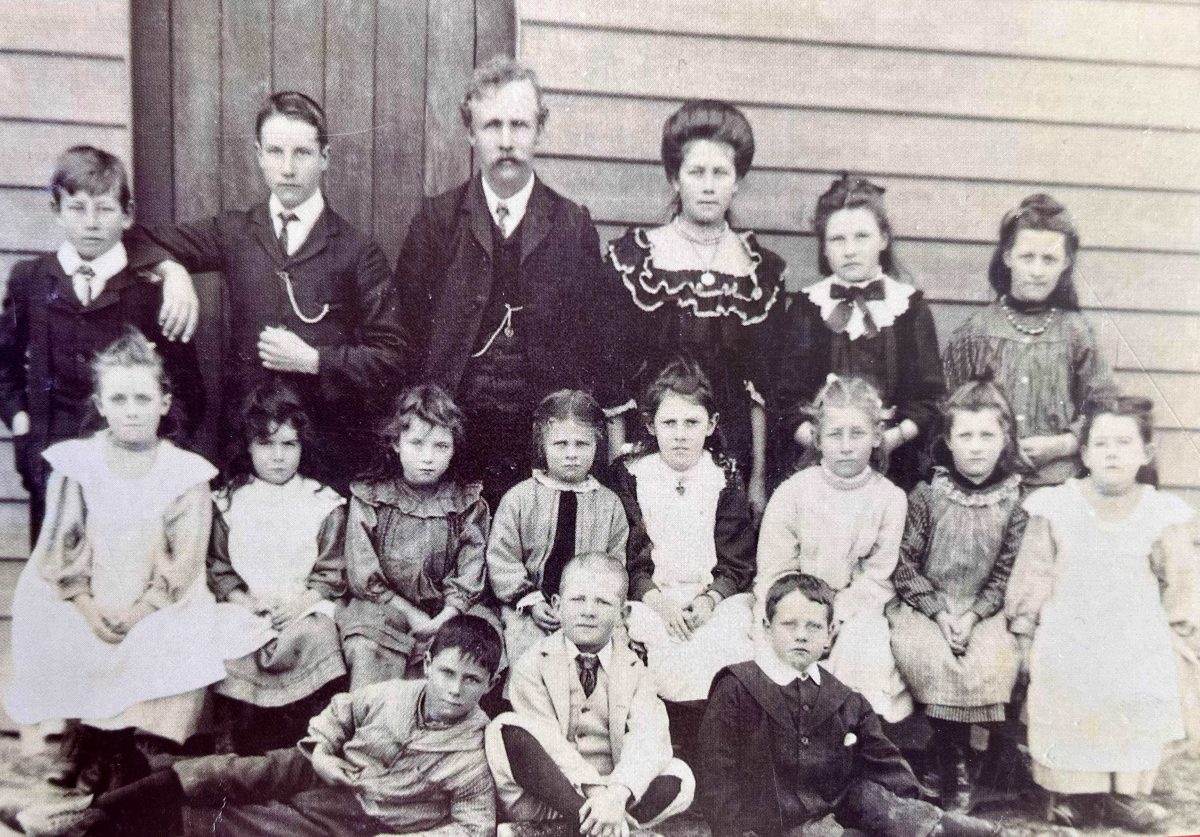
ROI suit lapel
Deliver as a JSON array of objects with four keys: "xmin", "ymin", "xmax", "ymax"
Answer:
[
  {"xmin": 466, "ymin": 177, "xmax": 495, "ymax": 260},
  {"xmin": 251, "ymin": 203, "xmax": 286, "ymax": 268},
  {"xmin": 808, "ymin": 666, "xmax": 852, "ymax": 728},
  {"xmin": 732, "ymin": 664, "xmax": 796, "ymax": 730},
  {"xmin": 290, "ymin": 206, "xmax": 334, "ymax": 265},
  {"xmin": 606, "ymin": 642, "xmax": 638, "ymax": 761},
  {"xmin": 519, "ymin": 178, "xmax": 551, "ymax": 265},
  {"xmin": 544, "ymin": 633, "xmax": 575, "ymax": 734}
]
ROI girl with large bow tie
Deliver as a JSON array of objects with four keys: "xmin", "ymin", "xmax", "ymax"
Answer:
[{"xmin": 771, "ymin": 175, "xmax": 946, "ymax": 491}]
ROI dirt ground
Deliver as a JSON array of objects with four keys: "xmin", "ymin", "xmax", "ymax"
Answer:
[{"xmin": 0, "ymin": 734, "xmax": 1198, "ymax": 836}]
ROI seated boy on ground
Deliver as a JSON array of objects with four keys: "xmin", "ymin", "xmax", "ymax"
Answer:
[
  {"xmin": 697, "ymin": 573, "xmax": 1015, "ymax": 837},
  {"xmin": 485, "ymin": 552, "xmax": 694, "ymax": 836},
  {"xmin": 20, "ymin": 615, "xmax": 502, "ymax": 837}
]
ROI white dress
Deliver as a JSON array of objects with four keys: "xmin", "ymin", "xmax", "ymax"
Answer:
[
  {"xmin": 755, "ymin": 465, "xmax": 913, "ymax": 722},
  {"xmin": 1007, "ymin": 480, "xmax": 1196, "ymax": 793},
  {"xmin": 625, "ymin": 453, "xmax": 755, "ymax": 702},
  {"xmin": 4, "ymin": 434, "xmax": 267, "ymax": 742}
]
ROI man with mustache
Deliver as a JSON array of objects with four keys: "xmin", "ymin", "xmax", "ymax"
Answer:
[{"xmin": 395, "ymin": 57, "xmax": 605, "ymax": 508}]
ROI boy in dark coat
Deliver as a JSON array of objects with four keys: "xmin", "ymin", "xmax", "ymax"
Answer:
[
  {"xmin": 698, "ymin": 573, "xmax": 1013, "ymax": 837},
  {"xmin": 0, "ymin": 146, "xmax": 203, "ymax": 541}
]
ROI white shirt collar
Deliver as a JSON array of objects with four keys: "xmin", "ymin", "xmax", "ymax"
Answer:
[
  {"xmin": 56, "ymin": 240, "xmax": 128, "ymax": 290},
  {"xmin": 269, "ymin": 190, "xmax": 326, "ymax": 255},
  {"xmin": 563, "ymin": 635, "xmax": 613, "ymax": 671},
  {"xmin": 755, "ymin": 646, "xmax": 822, "ymax": 686},
  {"xmin": 802, "ymin": 270, "xmax": 915, "ymax": 341},
  {"xmin": 481, "ymin": 173, "xmax": 535, "ymax": 237}
]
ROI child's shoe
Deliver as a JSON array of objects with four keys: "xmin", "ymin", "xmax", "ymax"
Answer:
[{"xmin": 1097, "ymin": 794, "xmax": 1168, "ymax": 833}]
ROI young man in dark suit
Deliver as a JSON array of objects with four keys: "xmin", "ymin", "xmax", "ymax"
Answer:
[{"xmin": 132, "ymin": 92, "xmax": 406, "ymax": 489}]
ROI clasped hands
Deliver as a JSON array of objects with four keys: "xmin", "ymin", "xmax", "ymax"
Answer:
[
  {"xmin": 935, "ymin": 610, "xmax": 980, "ymax": 656},
  {"xmin": 74, "ymin": 594, "xmax": 154, "ymax": 644},
  {"xmin": 231, "ymin": 588, "xmax": 321, "ymax": 631},
  {"xmin": 644, "ymin": 589, "xmax": 716, "ymax": 641}
]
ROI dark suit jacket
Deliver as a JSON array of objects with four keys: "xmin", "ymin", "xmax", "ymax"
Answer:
[
  {"xmin": 698, "ymin": 661, "xmax": 919, "ymax": 837},
  {"xmin": 0, "ymin": 253, "xmax": 205, "ymax": 465},
  {"xmin": 394, "ymin": 175, "xmax": 605, "ymax": 399},
  {"xmin": 130, "ymin": 202, "xmax": 405, "ymax": 482}
]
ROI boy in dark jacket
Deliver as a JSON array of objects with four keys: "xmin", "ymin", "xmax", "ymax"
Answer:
[
  {"xmin": 698, "ymin": 573, "xmax": 1014, "ymax": 837},
  {"xmin": 0, "ymin": 146, "xmax": 203, "ymax": 540}
]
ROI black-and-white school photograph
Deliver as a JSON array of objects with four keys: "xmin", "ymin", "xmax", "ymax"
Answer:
[{"xmin": 0, "ymin": 1, "xmax": 1197, "ymax": 835}]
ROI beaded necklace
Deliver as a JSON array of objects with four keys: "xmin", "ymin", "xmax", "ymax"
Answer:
[
  {"xmin": 673, "ymin": 217, "xmax": 728, "ymax": 287},
  {"xmin": 1001, "ymin": 295, "xmax": 1056, "ymax": 336}
]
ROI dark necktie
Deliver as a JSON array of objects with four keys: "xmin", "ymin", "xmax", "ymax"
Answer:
[
  {"xmin": 827, "ymin": 279, "xmax": 886, "ymax": 337},
  {"xmin": 577, "ymin": 653, "xmax": 599, "ymax": 698},
  {"xmin": 72, "ymin": 264, "xmax": 97, "ymax": 306},
  {"xmin": 495, "ymin": 202, "xmax": 510, "ymax": 238},
  {"xmin": 541, "ymin": 491, "xmax": 578, "ymax": 598},
  {"xmin": 278, "ymin": 211, "xmax": 299, "ymax": 257}
]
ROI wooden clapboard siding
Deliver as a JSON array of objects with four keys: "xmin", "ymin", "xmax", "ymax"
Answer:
[
  {"xmin": 522, "ymin": 0, "xmax": 1200, "ymax": 503},
  {"xmin": 0, "ymin": 1, "xmax": 133, "ymax": 726},
  {"xmin": 521, "ymin": 0, "xmax": 1200, "ymax": 68},
  {"xmin": 132, "ymin": 0, "xmax": 516, "ymax": 259},
  {"xmin": 0, "ymin": 1, "xmax": 133, "ymax": 562}
]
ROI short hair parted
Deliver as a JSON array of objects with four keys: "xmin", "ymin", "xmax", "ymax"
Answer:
[
  {"xmin": 988, "ymin": 193, "xmax": 1081, "ymax": 310},
  {"xmin": 660, "ymin": 100, "xmax": 755, "ymax": 181},
  {"xmin": 531, "ymin": 389, "xmax": 608, "ymax": 471},
  {"xmin": 813, "ymin": 173, "xmax": 896, "ymax": 277},
  {"xmin": 459, "ymin": 55, "xmax": 548, "ymax": 131},
  {"xmin": 221, "ymin": 380, "xmax": 315, "ymax": 492},
  {"xmin": 429, "ymin": 614, "xmax": 503, "ymax": 677},
  {"xmin": 942, "ymin": 375, "xmax": 1027, "ymax": 478},
  {"xmin": 51, "ymin": 146, "xmax": 132, "ymax": 212},
  {"xmin": 256, "ymin": 91, "xmax": 328, "ymax": 149},
  {"xmin": 91, "ymin": 328, "xmax": 171, "ymax": 399},
  {"xmin": 559, "ymin": 552, "xmax": 630, "ymax": 601},
  {"xmin": 764, "ymin": 572, "xmax": 836, "ymax": 624}
]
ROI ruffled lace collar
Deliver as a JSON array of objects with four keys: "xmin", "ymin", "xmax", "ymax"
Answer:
[
  {"xmin": 606, "ymin": 226, "xmax": 782, "ymax": 325},
  {"xmin": 349, "ymin": 477, "xmax": 482, "ymax": 518},
  {"xmin": 803, "ymin": 272, "xmax": 914, "ymax": 340},
  {"xmin": 932, "ymin": 467, "xmax": 1021, "ymax": 507}
]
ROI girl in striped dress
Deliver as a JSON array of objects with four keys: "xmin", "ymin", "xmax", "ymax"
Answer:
[{"xmin": 889, "ymin": 378, "xmax": 1027, "ymax": 810}]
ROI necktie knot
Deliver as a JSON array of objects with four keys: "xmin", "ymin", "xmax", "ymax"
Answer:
[
  {"xmin": 73, "ymin": 264, "xmax": 98, "ymax": 306},
  {"xmin": 495, "ymin": 202, "xmax": 510, "ymax": 237},
  {"xmin": 278, "ymin": 212, "xmax": 300, "ymax": 256},
  {"xmin": 576, "ymin": 653, "xmax": 600, "ymax": 697}
]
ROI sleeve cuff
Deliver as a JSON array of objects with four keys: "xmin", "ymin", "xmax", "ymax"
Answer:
[
  {"xmin": 1008, "ymin": 615, "xmax": 1037, "ymax": 636},
  {"xmin": 971, "ymin": 597, "xmax": 1000, "ymax": 621},
  {"xmin": 139, "ymin": 586, "xmax": 172, "ymax": 611},
  {"xmin": 915, "ymin": 596, "xmax": 946, "ymax": 619},
  {"xmin": 629, "ymin": 576, "xmax": 657, "ymax": 601},
  {"xmin": 744, "ymin": 380, "xmax": 766, "ymax": 408},
  {"xmin": 58, "ymin": 578, "xmax": 91, "ymax": 601},
  {"xmin": 708, "ymin": 577, "xmax": 737, "ymax": 601},
  {"xmin": 515, "ymin": 590, "xmax": 546, "ymax": 611},
  {"xmin": 603, "ymin": 399, "xmax": 637, "ymax": 420}
]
